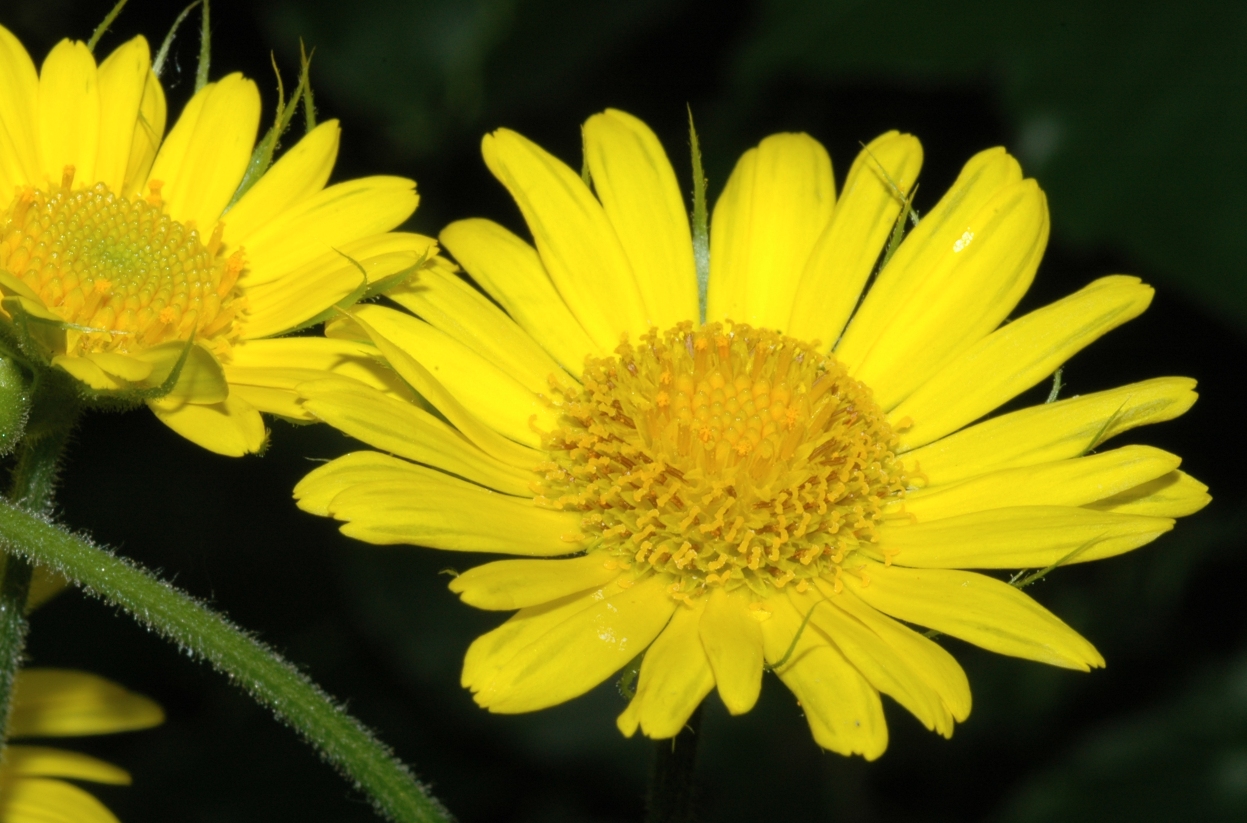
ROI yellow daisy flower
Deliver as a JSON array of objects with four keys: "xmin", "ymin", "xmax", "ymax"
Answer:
[
  {"xmin": 295, "ymin": 109, "xmax": 1209, "ymax": 757},
  {"xmin": 0, "ymin": 26, "xmax": 432, "ymax": 455},
  {"xmin": 0, "ymin": 668, "xmax": 163, "ymax": 822}
]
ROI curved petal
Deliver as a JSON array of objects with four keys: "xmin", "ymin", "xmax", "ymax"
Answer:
[
  {"xmin": 788, "ymin": 131, "xmax": 923, "ymax": 350},
  {"xmin": 120, "ymin": 68, "xmax": 165, "ymax": 197},
  {"xmin": 0, "ymin": 25, "xmax": 39, "ymax": 191},
  {"xmin": 698, "ymin": 586, "xmax": 763, "ymax": 715},
  {"xmin": 2, "ymin": 746, "xmax": 129, "ymax": 785},
  {"xmin": 440, "ymin": 218, "xmax": 601, "ymax": 375},
  {"xmin": 293, "ymin": 450, "xmax": 420, "ymax": 515},
  {"xmin": 617, "ymin": 600, "xmax": 714, "ymax": 739},
  {"xmin": 482, "ymin": 128, "xmax": 649, "ymax": 347},
  {"xmin": 449, "ymin": 553, "xmax": 622, "ymax": 610},
  {"xmin": 37, "ymin": 39, "xmax": 100, "ymax": 185},
  {"xmin": 583, "ymin": 108, "xmax": 698, "ymax": 327},
  {"xmin": 222, "ymin": 119, "xmax": 340, "ymax": 240},
  {"xmin": 136, "ymin": 341, "xmax": 227, "ymax": 405},
  {"xmin": 706, "ymin": 133, "xmax": 835, "ymax": 330},
  {"xmin": 10, "ymin": 670, "xmax": 163, "ymax": 737},
  {"xmin": 1086, "ymin": 470, "xmax": 1210, "ymax": 518},
  {"xmin": 93, "ymin": 36, "xmax": 150, "ymax": 192},
  {"xmin": 892, "ymin": 275, "xmax": 1154, "ymax": 448},
  {"xmin": 0, "ymin": 777, "xmax": 121, "ymax": 823},
  {"xmin": 148, "ymin": 392, "xmax": 266, "ymax": 456}
]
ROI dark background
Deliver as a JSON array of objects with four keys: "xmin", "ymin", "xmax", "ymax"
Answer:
[{"xmin": 6, "ymin": 1, "xmax": 1247, "ymax": 820}]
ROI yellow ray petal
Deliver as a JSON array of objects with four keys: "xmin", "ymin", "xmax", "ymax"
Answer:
[
  {"xmin": 148, "ymin": 393, "xmax": 266, "ymax": 456},
  {"xmin": 52, "ymin": 355, "xmax": 121, "ymax": 390},
  {"xmin": 706, "ymin": 133, "xmax": 835, "ymax": 330},
  {"xmin": 893, "ymin": 275, "xmax": 1154, "ymax": 448},
  {"xmin": 135, "ymin": 341, "xmax": 227, "ymax": 405},
  {"xmin": 698, "ymin": 586, "xmax": 763, "ymax": 715},
  {"xmin": 10, "ymin": 669, "xmax": 163, "ymax": 737},
  {"xmin": 1086, "ymin": 470, "xmax": 1211, "ymax": 518},
  {"xmin": 845, "ymin": 561, "xmax": 1104, "ymax": 670},
  {"xmin": 93, "ymin": 37, "xmax": 150, "ymax": 192},
  {"xmin": 474, "ymin": 573, "xmax": 675, "ymax": 713},
  {"xmin": 308, "ymin": 459, "xmax": 580, "ymax": 554},
  {"xmin": 37, "ymin": 39, "xmax": 100, "ymax": 186},
  {"xmin": 82, "ymin": 351, "xmax": 152, "ymax": 382},
  {"xmin": 294, "ymin": 450, "xmax": 422, "ymax": 515},
  {"xmin": 787, "ymin": 131, "xmax": 923, "ymax": 350},
  {"xmin": 0, "ymin": 25, "xmax": 39, "ymax": 191},
  {"xmin": 386, "ymin": 256, "xmax": 573, "ymax": 395},
  {"xmin": 792, "ymin": 586, "xmax": 953, "ymax": 736},
  {"xmin": 1, "ymin": 746, "xmax": 129, "ymax": 785},
  {"xmin": 482, "ymin": 128, "xmax": 649, "ymax": 346},
  {"xmin": 832, "ymin": 587, "xmax": 970, "ymax": 722},
  {"xmin": 222, "ymin": 119, "xmax": 340, "ymax": 240},
  {"xmin": 836, "ymin": 147, "xmax": 1022, "ymax": 374},
  {"xmin": 617, "ymin": 600, "xmax": 714, "ymax": 739},
  {"xmin": 0, "ymin": 777, "xmax": 121, "ymax": 823},
  {"xmin": 148, "ymin": 73, "xmax": 259, "ymax": 230},
  {"xmin": 449, "ymin": 553, "xmax": 622, "ymax": 610},
  {"xmin": 353, "ymin": 304, "xmax": 555, "ymax": 447},
  {"xmin": 440, "ymin": 218, "xmax": 601, "ymax": 375},
  {"xmin": 299, "ymin": 377, "xmax": 534, "ymax": 496},
  {"xmin": 121, "ymin": 68, "xmax": 165, "ymax": 197},
  {"xmin": 903, "ymin": 445, "xmax": 1182, "ymax": 519},
  {"xmin": 904, "ymin": 377, "xmax": 1199, "ymax": 486},
  {"xmin": 761, "ymin": 596, "xmax": 887, "ymax": 759},
  {"xmin": 583, "ymin": 108, "xmax": 698, "ymax": 328},
  {"xmin": 879, "ymin": 505, "xmax": 1172, "ymax": 569}
]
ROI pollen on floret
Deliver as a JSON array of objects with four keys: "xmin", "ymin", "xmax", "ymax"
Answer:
[
  {"xmin": 536, "ymin": 322, "xmax": 908, "ymax": 602},
  {"xmin": 0, "ymin": 175, "xmax": 246, "ymax": 357}
]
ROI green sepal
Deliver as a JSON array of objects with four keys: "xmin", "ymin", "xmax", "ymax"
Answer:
[
  {"xmin": 86, "ymin": 0, "xmax": 130, "ymax": 53},
  {"xmin": 152, "ymin": 1, "xmax": 202, "ymax": 78}
]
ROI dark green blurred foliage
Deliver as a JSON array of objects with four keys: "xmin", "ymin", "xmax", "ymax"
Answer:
[{"xmin": 7, "ymin": 0, "xmax": 1247, "ymax": 821}]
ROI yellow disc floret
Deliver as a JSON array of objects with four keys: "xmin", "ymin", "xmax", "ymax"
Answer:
[
  {"xmin": 537, "ymin": 322, "xmax": 907, "ymax": 602},
  {"xmin": 0, "ymin": 168, "xmax": 245, "ymax": 356}
]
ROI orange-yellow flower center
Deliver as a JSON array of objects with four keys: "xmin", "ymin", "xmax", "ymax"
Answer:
[
  {"xmin": 537, "ymin": 322, "xmax": 907, "ymax": 602},
  {"xmin": 0, "ymin": 171, "xmax": 244, "ymax": 356}
]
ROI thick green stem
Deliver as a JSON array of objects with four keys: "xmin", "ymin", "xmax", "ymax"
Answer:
[
  {"xmin": 646, "ymin": 704, "xmax": 703, "ymax": 823},
  {"xmin": 0, "ymin": 369, "xmax": 80, "ymax": 764},
  {"xmin": 0, "ymin": 500, "xmax": 451, "ymax": 823}
]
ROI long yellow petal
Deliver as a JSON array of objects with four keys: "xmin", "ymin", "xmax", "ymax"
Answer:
[
  {"xmin": 386, "ymin": 256, "xmax": 573, "ymax": 395},
  {"xmin": 223, "ymin": 119, "xmax": 340, "ymax": 241},
  {"xmin": 93, "ymin": 36, "xmax": 150, "ymax": 192},
  {"xmin": 37, "ymin": 39, "xmax": 100, "ymax": 186},
  {"xmin": 788, "ymin": 131, "xmax": 923, "ymax": 350},
  {"xmin": 0, "ymin": 25, "xmax": 39, "ymax": 191},
  {"xmin": 474, "ymin": 573, "xmax": 675, "ymax": 713},
  {"xmin": 305, "ymin": 457, "xmax": 581, "ymax": 553},
  {"xmin": 136, "ymin": 341, "xmax": 227, "ymax": 405},
  {"xmin": 449, "ymin": 553, "xmax": 622, "ymax": 610},
  {"xmin": 698, "ymin": 586, "xmax": 763, "ymax": 715},
  {"xmin": 761, "ymin": 596, "xmax": 887, "ymax": 759},
  {"xmin": 440, "ymin": 218, "xmax": 601, "ymax": 375},
  {"xmin": 835, "ymin": 147, "xmax": 1022, "ymax": 373},
  {"xmin": 904, "ymin": 377, "xmax": 1199, "ymax": 486},
  {"xmin": 1086, "ymin": 470, "xmax": 1211, "ymax": 518},
  {"xmin": 792, "ymin": 586, "xmax": 953, "ymax": 736},
  {"xmin": 583, "ymin": 109, "xmax": 698, "ymax": 327},
  {"xmin": 299, "ymin": 377, "xmax": 534, "ymax": 496},
  {"xmin": 294, "ymin": 450, "xmax": 420, "ymax": 515},
  {"xmin": 845, "ymin": 561, "xmax": 1104, "ymax": 670},
  {"xmin": 706, "ymin": 133, "xmax": 835, "ymax": 330},
  {"xmin": 0, "ymin": 777, "xmax": 121, "ymax": 823},
  {"xmin": 482, "ymin": 128, "xmax": 649, "ymax": 347},
  {"xmin": 52, "ymin": 355, "xmax": 121, "ymax": 391},
  {"xmin": 148, "ymin": 73, "xmax": 260, "ymax": 230},
  {"xmin": 904, "ymin": 445, "xmax": 1181, "ymax": 519},
  {"xmin": 148, "ymin": 393, "xmax": 266, "ymax": 456},
  {"xmin": 893, "ymin": 275, "xmax": 1154, "ymax": 448},
  {"xmin": 120, "ymin": 68, "xmax": 165, "ymax": 198},
  {"xmin": 9, "ymin": 669, "xmax": 163, "ymax": 737},
  {"xmin": 1, "ymin": 746, "xmax": 129, "ymax": 785},
  {"xmin": 879, "ymin": 505, "xmax": 1172, "ymax": 568},
  {"xmin": 617, "ymin": 600, "xmax": 714, "ymax": 739}
]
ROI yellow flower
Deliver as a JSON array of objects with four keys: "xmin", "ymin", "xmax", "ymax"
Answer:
[
  {"xmin": 0, "ymin": 26, "xmax": 433, "ymax": 455},
  {"xmin": 0, "ymin": 668, "xmax": 163, "ymax": 822},
  {"xmin": 295, "ymin": 109, "xmax": 1209, "ymax": 757}
]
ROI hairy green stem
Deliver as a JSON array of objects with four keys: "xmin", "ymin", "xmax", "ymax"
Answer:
[
  {"xmin": 646, "ymin": 703, "xmax": 703, "ymax": 823},
  {"xmin": 0, "ymin": 370, "xmax": 81, "ymax": 764},
  {"xmin": 0, "ymin": 501, "xmax": 451, "ymax": 823}
]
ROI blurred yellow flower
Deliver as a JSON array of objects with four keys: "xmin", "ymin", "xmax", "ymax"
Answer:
[
  {"xmin": 0, "ymin": 26, "xmax": 431, "ymax": 455},
  {"xmin": 296, "ymin": 109, "xmax": 1209, "ymax": 757}
]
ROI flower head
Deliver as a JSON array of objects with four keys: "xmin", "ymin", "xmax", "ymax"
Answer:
[
  {"xmin": 0, "ymin": 668, "xmax": 163, "ymax": 822},
  {"xmin": 295, "ymin": 109, "xmax": 1209, "ymax": 757},
  {"xmin": 0, "ymin": 26, "xmax": 433, "ymax": 454}
]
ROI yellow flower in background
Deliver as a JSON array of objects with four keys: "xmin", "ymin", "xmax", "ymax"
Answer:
[
  {"xmin": 0, "ymin": 668, "xmax": 162, "ymax": 822},
  {"xmin": 0, "ymin": 26, "xmax": 433, "ymax": 455},
  {"xmin": 295, "ymin": 108, "xmax": 1209, "ymax": 757}
]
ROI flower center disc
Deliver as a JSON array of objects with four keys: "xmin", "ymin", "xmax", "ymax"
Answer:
[
  {"xmin": 0, "ymin": 174, "xmax": 244, "ymax": 355},
  {"xmin": 539, "ymin": 321, "xmax": 907, "ymax": 602}
]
